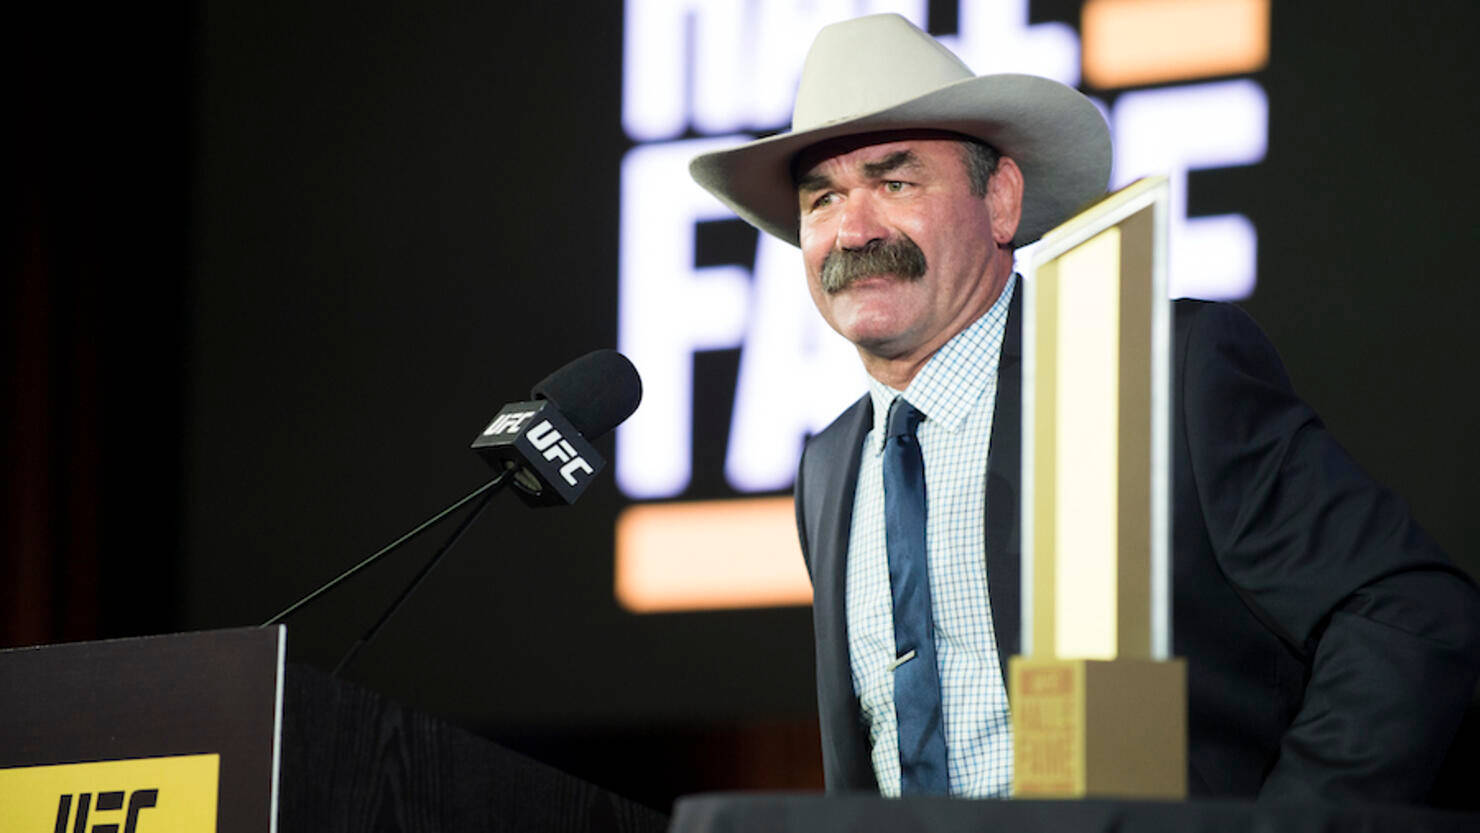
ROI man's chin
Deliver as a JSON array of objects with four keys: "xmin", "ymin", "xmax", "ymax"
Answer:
[{"xmin": 835, "ymin": 315, "xmax": 913, "ymax": 356}]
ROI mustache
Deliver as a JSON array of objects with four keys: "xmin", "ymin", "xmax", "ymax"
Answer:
[{"xmin": 819, "ymin": 236, "xmax": 927, "ymax": 294}]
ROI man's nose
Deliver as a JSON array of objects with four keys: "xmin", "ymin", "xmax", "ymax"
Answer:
[{"xmin": 835, "ymin": 194, "xmax": 888, "ymax": 251}]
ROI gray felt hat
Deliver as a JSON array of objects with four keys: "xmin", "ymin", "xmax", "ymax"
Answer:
[{"xmin": 689, "ymin": 13, "xmax": 1112, "ymax": 248}]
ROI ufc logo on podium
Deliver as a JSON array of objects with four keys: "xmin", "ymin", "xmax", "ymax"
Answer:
[{"xmin": 54, "ymin": 789, "xmax": 157, "ymax": 833}]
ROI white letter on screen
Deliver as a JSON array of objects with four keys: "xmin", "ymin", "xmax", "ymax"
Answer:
[
  {"xmin": 623, "ymin": 0, "xmax": 746, "ymax": 142},
  {"xmin": 943, "ymin": 0, "xmax": 1080, "ymax": 85},
  {"xmin": 618, "ymin": 137, "xmax": 754, "ymax": 498},
  {"xmin": 727, "ymin": 233, "xmax": 866, "ymax": 492},
  {"xmin": 1113, "ymin": 80, "xmax": 1268, "ymax": 301}
]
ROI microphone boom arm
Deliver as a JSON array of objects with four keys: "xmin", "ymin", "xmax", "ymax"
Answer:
[
  {"xmin": 260, "ymin": 467, "xmax": 515, "ymax": 628},
  {"xmin": 331, "ymin": 474, "xmax": 502, "ymax": 676}
]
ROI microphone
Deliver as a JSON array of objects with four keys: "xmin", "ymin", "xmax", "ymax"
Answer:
[
  {"xmin": 262, "ymin": 350, "xmax": 643, "ymax": 650},
  {"xmin": 471, "ymin": 348, "xmax": 641, "ymax": 506}
]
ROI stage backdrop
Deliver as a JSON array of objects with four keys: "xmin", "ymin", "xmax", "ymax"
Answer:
[{"xmin": 181, "ymin": 0, "xmax": 1479, "ymax": 798}]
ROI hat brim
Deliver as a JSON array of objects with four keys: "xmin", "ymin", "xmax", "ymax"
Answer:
[{"xmin": 689, "ymin": 73, "xmax": 1111, "ymax": 249}]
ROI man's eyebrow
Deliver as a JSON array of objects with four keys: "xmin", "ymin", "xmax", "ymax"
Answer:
[
  {"xmin": 797, "ymin": 170, "xmax": 834, "ymax": 195},
  {"xmin": 861, "ymin": 150, "xmax": 919, "ymax": 178},
  {"xmin": 795, "ymin": 149, "xmax": 920, "ymax": 196}
]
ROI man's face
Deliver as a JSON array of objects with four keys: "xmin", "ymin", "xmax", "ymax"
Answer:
[{"xmin": 796, "ymin": 134, "xmax": 1020, "ymax": 377}]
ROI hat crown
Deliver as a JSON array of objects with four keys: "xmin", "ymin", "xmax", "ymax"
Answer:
[{"xmin": 793, "ymin": 14, "xmax": 973, "ymax": 131}]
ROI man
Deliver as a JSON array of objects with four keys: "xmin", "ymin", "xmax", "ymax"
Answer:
[{"xmin": 690, "ymin": 14, "xmax": 1480, "ymax": 802}]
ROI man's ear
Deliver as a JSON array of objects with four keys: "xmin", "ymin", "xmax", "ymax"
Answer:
[{"xmin": 987, "ymin": 156, "xmax": 1024, "ymax": 247}]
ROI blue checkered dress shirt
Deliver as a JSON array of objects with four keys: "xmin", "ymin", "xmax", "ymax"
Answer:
[{"xmin": 845, "ymin": 275, "xmax": 1016, "ymax": 797}]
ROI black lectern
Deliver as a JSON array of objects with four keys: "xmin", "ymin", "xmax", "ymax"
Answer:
[
  {"xmin": 671, "ymin": 792, "xmax": 1479, "ymax": 833},
  {"xmin": 0, "ymin": 628, "xmax": 666, "ymax": 833}
]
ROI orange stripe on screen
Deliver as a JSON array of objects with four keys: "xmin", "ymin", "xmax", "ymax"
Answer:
[
  {"xmin": 1082, "ymin": 0, "xmax": 1270, "ymax": 88},
  {"xmin": 615, "ymin": 497, "xmax": 813, "ymax": 613}
]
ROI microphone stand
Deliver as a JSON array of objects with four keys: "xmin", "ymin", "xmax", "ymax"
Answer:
[{"xmin": 261, "ymin": 466, "xmax": 515, "ymax": 631}]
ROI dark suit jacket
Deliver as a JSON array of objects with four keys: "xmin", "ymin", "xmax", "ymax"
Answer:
[{"xmin": 794, "ymin": 285, "xmax": 1480, "ymax": 803}]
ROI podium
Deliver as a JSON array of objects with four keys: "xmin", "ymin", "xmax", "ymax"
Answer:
[
  {"xmin": 0, "ymin": 628, "xmax": 667, "ymax": 833},
  {"xmin": 668, "ymin": 792, "xmax": 1480, "ymax": 833}
]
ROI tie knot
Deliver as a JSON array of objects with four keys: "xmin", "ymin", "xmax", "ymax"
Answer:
[{"xmin": 886, "ymin": 397, "xmax": 925, "ymax": 441}]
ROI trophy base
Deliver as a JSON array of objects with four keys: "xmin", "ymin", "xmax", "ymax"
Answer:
[{"xmin": 1009, "ymin": 656, "xmax": 1186, "ymax": 799}]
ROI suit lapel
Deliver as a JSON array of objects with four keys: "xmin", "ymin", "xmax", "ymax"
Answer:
[
  {"xmin": 803, "ymin": 396, "xmax": 877, "ymax": 790},
  {"xmin": 984, "ymin": 281, "xmax": 1023, "ymax": 681}
]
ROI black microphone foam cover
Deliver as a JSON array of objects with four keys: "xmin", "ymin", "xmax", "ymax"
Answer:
[{"xmin": 530, "ymin": 349, "xmax": 642, "ymax": 441}]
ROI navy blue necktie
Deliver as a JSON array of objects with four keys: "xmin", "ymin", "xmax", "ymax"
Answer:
[{"xmin": 882, "ymin": 397, "xmax": 948, "ymax": 794}]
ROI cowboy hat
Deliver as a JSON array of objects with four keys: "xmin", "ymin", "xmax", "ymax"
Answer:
[{"xmin": 689, "ymin": 13, "xmax": 1111, "ymax": 248}]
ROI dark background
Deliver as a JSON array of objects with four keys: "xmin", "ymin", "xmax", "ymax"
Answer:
[{"xmin": 7, "ymin": 0, "xmax": 1478, "ymax": 814}]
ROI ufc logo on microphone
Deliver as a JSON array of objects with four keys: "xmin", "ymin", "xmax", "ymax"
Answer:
[
  {"xmin": 54, "ymin": 789, "xmax": 158, "ymax": 833},
  {"xmin": 527, "ymin": 420, "xmax": 595, "ymax": 486},
  {"xmin": 484, "ymin": 410, "xmax": 537, "ymax": 436}
]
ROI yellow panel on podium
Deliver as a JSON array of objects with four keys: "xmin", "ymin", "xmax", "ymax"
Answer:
[{"xmin": 1012, "ymin": 176, "xmax": 1185, "ymax": 799}]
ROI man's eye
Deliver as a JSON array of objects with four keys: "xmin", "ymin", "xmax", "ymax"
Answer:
[
  {"xmin": 812, "ymin": 192, "xmax": 837, "ymax": 209},
  {"xmin": 884, "ymin": 180, "xmax": 906, "ymax": 192}
]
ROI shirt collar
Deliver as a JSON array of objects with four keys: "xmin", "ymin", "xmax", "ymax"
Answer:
[{"xmin": 865, "ymin": 274, "xmax": 1016, "ymax": 452}]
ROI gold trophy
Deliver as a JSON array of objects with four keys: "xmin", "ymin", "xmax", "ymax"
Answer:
[{"xmin": 1011, "ymin": 177, "xmax": 1186, "ymax": 799}]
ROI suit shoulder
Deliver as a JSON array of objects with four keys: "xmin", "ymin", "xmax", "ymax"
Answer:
[
  {"xmin": 1172, "ymin": 297, "xmax": 1262, "ymax": 336},
  {"xmin": 1172, "ymin": 298, "xmax": 1275, "ymax": 346},
  {"xmin": 1172, "ymin": 298, "xmax": 1292, "ymax": 389},
  {"xmin": 802, "ymin": 395, "xmax": 872, "ymax": 463}
]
